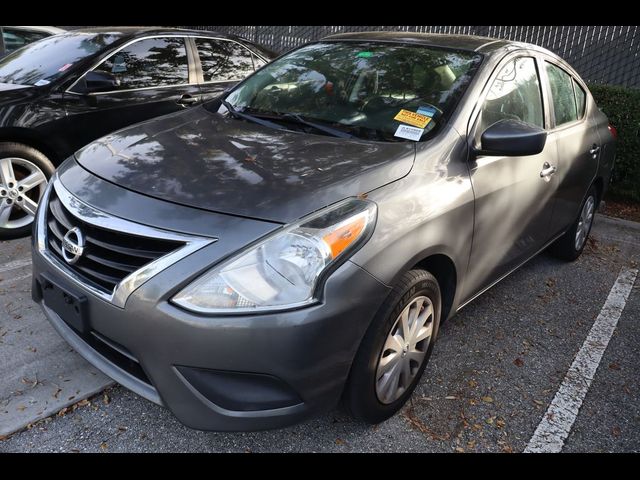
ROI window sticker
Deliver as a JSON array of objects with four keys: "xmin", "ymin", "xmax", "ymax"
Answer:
[
  {"xmin": 357, "ymin": 51, "xmax": 374, "ymax": 58},
  {"xmin": 394, "ymin": 109, "xmax": 432, "ymax": 129},
  {"xmin": 34, "ymin": 79, "xmax": 50, "ymax": 86},
  {"xmin": 417, "ymin": 105, "xmax": 437, "ymax": 117},
  {"xmin": 394, "ymin": 124, "xmax": 424, "ymax": 142},
  {"xmin": 58, "ymin": 63, "xmax": 73, "ymax": 72}
]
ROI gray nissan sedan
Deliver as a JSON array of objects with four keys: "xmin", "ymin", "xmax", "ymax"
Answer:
[{"xmin": 31, "ymin": 32, "xmax": 616, "ymax": 431}]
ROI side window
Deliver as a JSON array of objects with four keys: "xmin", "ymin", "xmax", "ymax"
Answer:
[
  {"xmin": 3, "ymin": 28, "xmax": 49, "ymax": 53},
  {"xmin": 573, "ymin": 79, "xmax": 586, "ymax": 118},
  {"xmin": 478, "ymin": 57, "xmax": 544, "ymax": 136},
  {"xmin": 195, "ymin": 38, "xmax": 255, "ymax": 82},
  {"xmin": 545, "ymin": 62, "xmax": 578, "ymax": 126},
  {"xmin": 93, "ymin": 37, "xmax": 189, "ymax": 90}
]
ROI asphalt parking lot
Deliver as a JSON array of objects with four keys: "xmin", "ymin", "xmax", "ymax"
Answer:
[{"xmin": 1, "ymin": 214, "xmax": 639, "ymax": 453}]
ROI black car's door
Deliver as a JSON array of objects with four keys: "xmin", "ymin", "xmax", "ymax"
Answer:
[
  {"xmin": 61, "ymin": 36, "xmax": 203, "ymax": 151},
  {"xmin": 191, "ymin": 37, "xmax": 263, "ymax": 102}
]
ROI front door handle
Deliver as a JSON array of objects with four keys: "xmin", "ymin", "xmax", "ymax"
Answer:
[
  {"xmin": 176, "ymin": 94, "xmax": 199, "ymax": 107},
  {"xmin": 540, "ymin": 162, "xmax": 557, "ymax": 179},
  {"xmin": 589, "ymin": 144, "xmax": 600, "ymax": 157}
]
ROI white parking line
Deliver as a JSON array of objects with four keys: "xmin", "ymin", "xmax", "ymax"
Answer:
[
  {"xmin": 0, "ymin": 257, "xmax": 32, "ymax": 274},
  {"xmin": 524, "ymin": 266, "xmax": 638, "ymax": 453}
]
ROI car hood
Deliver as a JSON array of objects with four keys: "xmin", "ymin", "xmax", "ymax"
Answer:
[
  {"xmin": 0, "ymin": 83, "xmax": 37, "ymax": 103},
  {"xmin": 75, "ymin": 107, "xmax": 416, "ymax": 223}
]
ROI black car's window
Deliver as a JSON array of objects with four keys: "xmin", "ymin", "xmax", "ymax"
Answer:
[
  {"xmin": 195, "ymin": 38, "xmax": 256, "ymax": 82},
  {"xmin": 252, "ymin": 53, "xmax": 267, "ymax": 70},
  {"xmin": 2, "ymin": 28, "xmax": 50, "ymax": 54},
  {"xmin": 220, "ymin": 42, "xmax": 483, "ymax": 142},
  {"xmin": 545, "ymin": 61, "xmax": 579, "ymax": 126},
  {"xmin": 573, "ymin": 78, "xmax": 587, "ymax": 118},
  {"xmin": 0, "ymin": 32, "xmax": 121, "ymax": 86},
  {"xmin": 478, "ymin": 56, "xmax": 544, "ymax": 135},
  {"xmin": 93, "ymin": 37, "xmax": 189, "ymax": 90}
]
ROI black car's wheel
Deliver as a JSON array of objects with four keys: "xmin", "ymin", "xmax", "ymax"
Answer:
[
  {"xmin": 548, "ymin": 185, "xmax": 598, "ymax": 262},
  {"xmin": 344, "ymin": 269, "xmax": 441, "ymax": 424},
  {"xmin": 0, "ymin": 143, "xmax": 54, "ymax": 240}
]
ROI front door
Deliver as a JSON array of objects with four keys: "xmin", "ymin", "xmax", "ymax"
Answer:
[
  {"xmin": 62, "ymin": 36, "xmax": 202, "ymax": 152},
  {"xmin": 464, "ymin": 55, "xmax": 560, "ymax": 297}
]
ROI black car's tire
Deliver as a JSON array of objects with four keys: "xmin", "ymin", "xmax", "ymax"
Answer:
[
  {"xmin": 548, "ymin": 185, "xmax": 598, "ymax": 262},
  {"xmin": 344, "ymin": 269, "xmax": 441, "ymax": 424},
  {"xmin": 0, "ymin": 142, "xmax": 55, "ymax": 240}
]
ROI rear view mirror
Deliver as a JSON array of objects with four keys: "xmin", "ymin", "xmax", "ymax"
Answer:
[
  {"xmin": 476, "ymin": 119, "xmax": 547, "ymax": 157},
  {"xmin": 83, "ymin": 71, "xmax": 120, "ymax": 93}
]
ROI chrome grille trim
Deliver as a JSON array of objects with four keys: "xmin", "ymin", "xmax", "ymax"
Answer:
[{"xmin": 36, "ymin": 174, "xmax": 216, "ymax": 308}]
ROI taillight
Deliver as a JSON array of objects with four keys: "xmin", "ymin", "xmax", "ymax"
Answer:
[{"xmin": 608, "ymin": 124, "xmax": 618, "ymax": 140}]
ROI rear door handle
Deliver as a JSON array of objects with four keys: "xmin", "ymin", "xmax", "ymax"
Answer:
[
  {"xmin": 540, "ymin": 162, "xmax": 557, "ymax": 179},
  {"xmin": 589, "ymin": 144, "xmax": 600, "ymax": 157},
  {"xmin": 176, "ymin": 94, "xmax": 199, "ymax": 107}
]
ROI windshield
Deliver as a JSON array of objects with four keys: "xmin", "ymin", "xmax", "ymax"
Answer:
[
  {"xmin": 221, "ymin": 41, "xmax": 483, "ymax": 142},
  {"xmin": 0, "ymin": 32, "xmax": 122, "ymax": 86}
]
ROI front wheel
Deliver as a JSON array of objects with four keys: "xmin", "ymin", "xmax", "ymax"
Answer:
[
  {"xmin": 343, "ymin": 269, "xmax": 441, "ymax": 424},
  {"xmin": 548, "ymin": 185, "xmax": 598, "ymax": 262},
  {"xmin": 0, "ymin": 143, "xmax": 54, "ymax": 240}
]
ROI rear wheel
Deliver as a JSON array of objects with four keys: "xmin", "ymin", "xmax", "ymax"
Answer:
[
  {"xmin": 548, "ymin": 185, "xmax": 598, "ymax": 261},
  {"xmin": 344, "ymin": 269, "xmax": 441, "ymax": 424},
  {"xmin": 0, "ymin": 143, "xmax": 54, "ymax": 240}
]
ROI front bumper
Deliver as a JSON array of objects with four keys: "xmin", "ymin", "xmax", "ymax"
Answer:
[{"xmin": 32, "ymin": 236, "xmax": 390, "ymax": 431}]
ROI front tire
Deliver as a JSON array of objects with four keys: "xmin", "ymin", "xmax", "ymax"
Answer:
[
  {"xmin": 344, "ymin": 269, "xmax": 441, "ymax": 424},
  {"xmin": 548, "ymin": 185, "xmax": 598, "ymax": 262},
  {"xmin": 0, "ymin": 143, "xmax": 54, "ymax": 240}
]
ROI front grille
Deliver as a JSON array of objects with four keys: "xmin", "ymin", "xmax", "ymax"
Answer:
[{"xmin": 46, "ymin": 190, "xmax": 183, "ymax": 294}]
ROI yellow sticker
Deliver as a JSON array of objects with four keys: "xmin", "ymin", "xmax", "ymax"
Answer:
[{"xmin": 394, "ymin": 109, "xmax": 432, "ymax": 129}]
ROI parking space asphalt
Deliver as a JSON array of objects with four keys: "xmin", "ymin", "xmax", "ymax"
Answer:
[
  {"xmin": 0, "ymin": 238, "xmax": 113, "ymax": 437},
  {"xmin": 0, "ymin": 214, "xmax": 638, "ymax": 452}
]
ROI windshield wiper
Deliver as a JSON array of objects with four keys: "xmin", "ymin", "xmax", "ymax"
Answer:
[
  {"xmin": 279, "ymin": 113, "xmax": 355, "ymax": 139},
  {"xmin": 244, "ymin": 109, "xmax": 355, "ymax": 139},
  {"xmin": 221, "ymin": 99, "xmax": 287, "ymax": 131}
]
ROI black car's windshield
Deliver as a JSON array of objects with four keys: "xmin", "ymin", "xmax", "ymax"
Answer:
[
  {"xmin": 221, "ymin": 41, "xmax": 483, "ymax": 142},
  {"xmin": 0, "ymin": 32, "xmax": 121, "ymax": 86}
]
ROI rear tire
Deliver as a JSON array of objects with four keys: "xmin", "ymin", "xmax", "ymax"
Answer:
[
  {"xmin": 548, "ymin": 185, "xmax": 598, "ymax": 262},
  {"xmin": 0, "ymin": 143, "xmax": 54, "ymax": 240},
  {"xmin": 343, "ymin": 269, "xmax": 441, "ymax": 424}
]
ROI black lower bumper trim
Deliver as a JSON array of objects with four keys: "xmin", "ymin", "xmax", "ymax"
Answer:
[{"xmin": 176, "ymin": 366, "xmax": 303, "ymax": 412}]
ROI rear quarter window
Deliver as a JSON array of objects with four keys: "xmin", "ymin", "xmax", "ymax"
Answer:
[{"xmin": 573, "ymin": 79, "xmax": 587, "ymax": 118}]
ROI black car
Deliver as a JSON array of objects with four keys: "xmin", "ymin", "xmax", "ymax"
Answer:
[{"xmin": 0, "ymin": 27, "xmax": 276, "ymax": 239}]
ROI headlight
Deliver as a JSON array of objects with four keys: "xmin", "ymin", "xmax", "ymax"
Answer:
[{"xmin": 172, "ymin": 198, "xmax": 377, "ymax": 314}]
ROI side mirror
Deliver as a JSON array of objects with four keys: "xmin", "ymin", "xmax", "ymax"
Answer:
[
  {"xmin": 83, "ymin": 71, "xmax": 120, "ymax": 93},
  {"xmin": 475, "ymin": 119, "xmax": 547, "ymax": 157}
]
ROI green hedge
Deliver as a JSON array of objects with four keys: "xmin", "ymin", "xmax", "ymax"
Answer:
[{"xmin": 588, "ymin": 84, "xmax": 640, "ymax": 202}]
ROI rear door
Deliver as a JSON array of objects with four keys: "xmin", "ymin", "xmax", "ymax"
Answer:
[
  {"xmin": 465, "ymin": 53, "xmax": 560, "ymax": 296},
  {"xmin": 62, "ymin": 36, "xmax": 203, "ymax": 151},
  {"xmin": 192, "ymin": 37, "xmax": 262, "ymax": 102},
  {"xmin": 541, "ymin": 60, "xmax": 600, "ymax": 237}
]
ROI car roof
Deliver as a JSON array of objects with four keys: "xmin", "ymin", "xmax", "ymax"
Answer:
[
  {"xmin": 70, "ymin": 26, "xmax": 243, "ymax": 41},
  {"xmin": 322, "ymin": 31, "xmax": 517, "ymax": 54},
  {"xmin": 4, "ymin": 25, "xmax": 66, "ymax": 35},
  {"xmin": 321, "ymin": 31, "xmax": 582, "ymax": 84}
]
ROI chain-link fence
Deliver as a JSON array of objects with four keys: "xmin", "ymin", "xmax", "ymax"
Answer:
[{"xmin": 182, "ymin": 25, "xmax": 640, "ymax": 89}]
